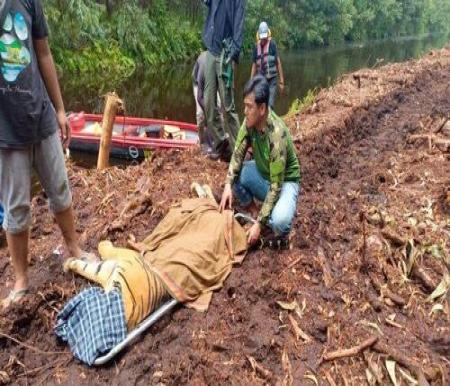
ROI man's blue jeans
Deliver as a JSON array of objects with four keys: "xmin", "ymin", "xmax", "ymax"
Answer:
[{"xmin": 233, "ymin": 161, "xmax": 300, "ymax": 235}]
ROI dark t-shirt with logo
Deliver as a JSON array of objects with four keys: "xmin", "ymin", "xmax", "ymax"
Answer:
[{"xmin": 0, "ymin": 0, "xmax": 57, "ymax": 149}]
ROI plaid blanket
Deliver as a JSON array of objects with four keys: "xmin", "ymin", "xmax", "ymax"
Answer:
[{"xmin": 55, "ymin": 286, "xmax": 127, "ymax": 365}]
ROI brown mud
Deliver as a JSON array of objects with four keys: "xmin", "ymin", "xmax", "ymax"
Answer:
[{"xmin": 1, "ymin": 47, "xmax": 450, "ymax": 385}]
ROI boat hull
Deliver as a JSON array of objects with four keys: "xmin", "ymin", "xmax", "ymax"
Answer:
[{"xmin": 69, "ymin": 113, "xmax": 198, "ymax": 160}]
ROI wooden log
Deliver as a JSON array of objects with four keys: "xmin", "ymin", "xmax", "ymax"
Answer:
[{"xmin": 97, "ymin": 92, "xmax": 123, "ymax": 170}]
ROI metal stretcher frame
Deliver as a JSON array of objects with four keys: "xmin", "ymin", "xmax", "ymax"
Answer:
[{"xmin": 94, "ymin": 298, "xmax": 179, "ymax": 365}]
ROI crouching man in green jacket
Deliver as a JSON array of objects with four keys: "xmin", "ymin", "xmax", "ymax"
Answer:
[{"xmin": 219, "ymin": 75, "xmax": 301, "ymax": 246}]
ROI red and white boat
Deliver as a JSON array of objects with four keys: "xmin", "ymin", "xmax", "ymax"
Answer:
[{"xmin": 68, "ymin": 113, "xmax": 199, "ymax": 159}]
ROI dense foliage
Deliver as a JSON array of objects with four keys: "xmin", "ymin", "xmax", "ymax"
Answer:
[{"xmin": 45, "ymin": 0, "xmax": 450, "ymax": 77}]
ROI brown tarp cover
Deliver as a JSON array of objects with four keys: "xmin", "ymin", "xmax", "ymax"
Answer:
[
  {"xmin": 65, "ymin": 198, "xmax": 248, "ymax": 329},
  {"xmin": 138, "ymin": 198, "xmax": 248, "ymax": 311}
]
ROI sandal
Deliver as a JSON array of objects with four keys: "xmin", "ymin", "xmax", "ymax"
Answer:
[{"xmin": 1, "ymin": 287, "xmax": 29, "ymax": 309}]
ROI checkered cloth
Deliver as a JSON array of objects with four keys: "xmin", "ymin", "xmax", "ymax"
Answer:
[{"xmin": 55, "ymin": 286, "xmax": 127, "ymax": 365}]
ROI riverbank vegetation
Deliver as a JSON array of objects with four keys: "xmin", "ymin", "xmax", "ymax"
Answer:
[{"xmin": 46, "ymin": 0, "xmax": 450, "ymax": 77}]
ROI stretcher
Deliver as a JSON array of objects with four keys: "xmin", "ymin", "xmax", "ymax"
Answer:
[
  {"xmin": 94, "ymin": 212, "xmax": 247, "ymax": 365},
  {"xmin": 94, "ymin": 298, "xmax": 179, "ymax": 365}
]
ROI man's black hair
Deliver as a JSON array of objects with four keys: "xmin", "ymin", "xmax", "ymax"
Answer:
[{"xmin": 243, "ymin": 75, "xmax": 270, "ymax": 107}]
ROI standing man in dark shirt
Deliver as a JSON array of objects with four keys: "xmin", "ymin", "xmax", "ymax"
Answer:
[
  {"xmin": 202, "ymin": 0, "xmax": 245, "ymax": 160},
  {"xmin": 250, "ymin": 21, "xmax": 285, "ymax": 109},
  {"xmin": 0, "ymin": 0, "xmax": 83, "ymax": 307}
]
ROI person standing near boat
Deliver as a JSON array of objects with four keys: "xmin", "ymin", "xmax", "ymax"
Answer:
[
  {"xmin": 201, "ymin": 0, "xmax": 245, "ymax": 160},
  {"xmin": 0, "ymin": 0, "xmax": 84, "ymax": 307},
  {"xmin": 250, "ymin": 21, "xmax": 285, "ymax": 109},
  {"xmin": 192, "ymin": 50, "xmax": 223, "ymax": 155}
]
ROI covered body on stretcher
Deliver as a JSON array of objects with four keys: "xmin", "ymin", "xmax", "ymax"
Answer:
[{"xmin": 58, "ymin": 198, "xmax": 247, "ymax": 364}]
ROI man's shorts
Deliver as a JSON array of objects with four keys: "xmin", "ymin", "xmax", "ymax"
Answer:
[{"xmin": 0, "ymin": 131, "xmax": 72, "ymax": 234}]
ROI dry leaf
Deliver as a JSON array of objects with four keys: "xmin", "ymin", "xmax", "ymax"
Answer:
[
  {"xmin": 429, "ymin": 304, "xmax": 444, "ymax": 315},
  {"xmin": 295, "ymin": 298, "xmax": 307, "ymax": 319},
  {"xmin": 398, "ymin": 367, "xmax": 418, "ymax": 385},
  {"xmin": 365, "ymin": 368, "xmax": 376, "ymax": 386},
  {"xmin": 357, "ymin": 319, "xmax": 384, "ymax": 336},
  {"xmin": 427, "ymin": 272, "xmax": 450, "ymax": 301},
  {"xmin": 386, "ymin": 360, "xmax": 398, "ymax": 386},
  {"xmin": 304, "ymin": 372, "xmax": 319, "ymax": 385},
  {"xmin": 281, "ymin": 349, "xmax": 293, "ymax": 386},
  {"xmin": 276, "ymin": 300, "xmax": 299, "ymax": 311}
]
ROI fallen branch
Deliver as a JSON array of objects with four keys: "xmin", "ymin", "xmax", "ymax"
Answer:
[{"xmin": 323, "ymin": 335, "xmax": 378, "ymax": 361}]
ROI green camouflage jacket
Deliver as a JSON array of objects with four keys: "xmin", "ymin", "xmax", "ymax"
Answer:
[{"xmin": 226, "ymin": 109, "xmax": 300, "ymax": 225}]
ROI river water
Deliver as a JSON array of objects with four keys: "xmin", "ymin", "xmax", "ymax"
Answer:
[{"xmin": 62, "ymin": 34, "xmax": 449, "ymax": 126}]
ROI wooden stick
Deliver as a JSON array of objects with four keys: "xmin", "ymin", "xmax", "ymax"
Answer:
[
  {"xmin": 97, "ymin": 92, "xmax": 123, "ymax": 170},
  {"xmin": 323, "ymin": 336, "xmax": 378, "ymax": 361}
]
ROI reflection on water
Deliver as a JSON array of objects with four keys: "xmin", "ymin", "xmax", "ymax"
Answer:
[{"xmin": 62, "ymin": 35, "xmax": 449, "ymax": 123}]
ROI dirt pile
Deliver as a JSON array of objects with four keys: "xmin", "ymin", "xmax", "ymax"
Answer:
[{"xmin": 1, "ymin": 47, "xmax": 449, "ymax": 385}]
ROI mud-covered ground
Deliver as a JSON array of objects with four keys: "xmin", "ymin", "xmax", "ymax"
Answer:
[{"xmin": 1, "ymin": 47, "xmax": 449, "ymax": 385}]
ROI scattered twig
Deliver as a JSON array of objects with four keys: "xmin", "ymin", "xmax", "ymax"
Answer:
[
  {"xmin": 324, "ymin": 370, "xmax": 338, "ymax": 386},
  {"xmin": 286, "ymin": 256, "xmax": 303, "ymax": 270},
  {"xmin": 246, "ymin": 355, "xmax": 272, "ymax": 380},
  {"xmin": 363, "ymin": 352, "xmax": 384, "ymax": 384},
  {"xmin": 370, "ymin": 275, "xmax": 406, "ymax": 306},
  {"xmin": 432, "ymin": 117, "xmax": 448, "ymax": 134},
  {"xmin": 288, "ymin": 314, "xmax": 312, "ymax": 342},
  {"xmin": 17, "ymin": 358, "xmax": 66, "ymax": 378},
  {"xmin": 373, "ymin": 341, "xmax": 439, "ymax": 381},
  {"xmin": 317, "ymin": 247, "xmax": 334, "ymax": 288},
  {"xmin": 0, "ymin": 332, "xmax": 69, "ymax": 356},
  {"xmin": 411, "ymin": 265, "xmax": 438, "ymax": 292},
  {"xmin": 381, "ymin": 229, "xmax": 406, "ymax": 247},
  {"xmin": 323, "ymin": 336, "xmax": 378, "ymax": 361}
]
